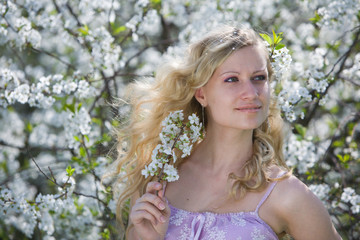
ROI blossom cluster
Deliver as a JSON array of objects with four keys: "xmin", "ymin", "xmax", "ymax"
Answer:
[
  {"xmin": 85, "ymin": 27, "xmax": 123, "ymax": 74},
  {"xmin": 341, "ymin": 187, "xmax": 360, "ymax": 214},
  {"xmin": 270, "ymin": 45, "xmax": 332, "ymax": 121},
  {"xmin": 271, "ymin": 46, "xmax": 292, "ymax": 82},
  {"xmin": 0, "ymin": 0, "xmax": 359, "ymax": 238},
  {"xmin": 309, "ymin": 183, "xmax": 331, "ymax": 204},
  {"xmin": 342, "ymin": 53, "xmax": 360, "ymax": 81},
  {"xmin": 284, "ymin": 134, "xmax": 327, "ymax": 174},
  {"xmin": 142, "ymin": 110, "xmax": 202, "ymax": 182},
  {"xmin": 0, "ymin": 69, "xmax": 98, "ymax": 108},
  {"xmin": 0, "ymin": 166, "xmax": 111, "ymax": 239},
  {"xmin": 64, "ymin": 107, "xmax": 92, "ymax": 149},
  {"xmin": 316, "ymin": 0, "xmax": 360, "ymax": 29},
  {"xmin": 125, "ymin": 0, "xmax": 150, "ymax": 42},
  {"xmin": 0, "ymin": 188, "xmax": 39, "ymax": 237}
]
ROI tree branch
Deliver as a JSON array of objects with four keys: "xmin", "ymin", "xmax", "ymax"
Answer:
[
  {"xmin": 302, "ymin": 29, "xmax": 360, "ymax": 126},
  {"xmin": 0, "ymin": 140, "xmax": 70, "ymax": 152}
]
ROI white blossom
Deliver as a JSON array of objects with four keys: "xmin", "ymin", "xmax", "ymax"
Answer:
[
  {"xmin": 163, "ymin": 164, "xmax": 179, "ymax": 182},
  {"xmin": 284, "ymin": 134, "xmax": 320, "ymax": 173},
  {"xmin": 0, "ymin": 0, "xmax": 359, "ymax": 238},
  {"xmin": 142, "ymin": 110, "xmax": 202, "ymax": 182},
  {"xmin": 309, "ymin": 184, "xmax": 331, "ymax": 204},
  {"xmin": 38, "ymin": 211, "xmax": 55, "ymax": 236},
  {"xmin": 341, "ymin": 187, "xmax": 356, "ymax": 203},
  {"xmin": 341, "ymin": 187, "xmax": 360, "ymax": 214},
  {"xmin": 64, "ymin": 107, "xmax": 92, "ymax": 149}
]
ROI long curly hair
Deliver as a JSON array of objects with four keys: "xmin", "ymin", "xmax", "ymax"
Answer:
[{"xmin": 112, "ymin": 25, "xmax": 291, "ymax": 234}]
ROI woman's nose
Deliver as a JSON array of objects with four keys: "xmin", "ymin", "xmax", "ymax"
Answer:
[{"xmin": 240, "ymin": 81, "xmax": 258, "ymax": 100}]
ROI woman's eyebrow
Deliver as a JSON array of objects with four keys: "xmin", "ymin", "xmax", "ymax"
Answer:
[
  {"xmin": 219, "ymin": 71, "xmax": 240, "ymax": 76},
  {"xmin": 219, "ymin": 68, "xmax": 267, "ymax": 76},
  {"xmin": 253, "ymin": 68, "xmax": 267, "ymax": 74}
]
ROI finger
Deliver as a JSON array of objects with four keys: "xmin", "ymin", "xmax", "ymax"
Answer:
[
  {"xmin": 132, "ymin": 202, "xmax": 167, "ymax": 224},
  {"xmin": 146, "ymin": 181, "xmax": 163, "ymax": 194},
  {"xmin": 140, "ymin": 192, "xmax": 170, "ymax": 218},
  {"xmin": 130, "ymin": 209, "xmax": 157, "ymax": 226},
  {"xmin": 137, "ymin": 193, "xmax": 166, "ymax": 211}
]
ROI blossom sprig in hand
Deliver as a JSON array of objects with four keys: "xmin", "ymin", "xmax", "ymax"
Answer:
[{"xmin": 141, "ymin": 110, "xmax": 202, "ymax": 182}]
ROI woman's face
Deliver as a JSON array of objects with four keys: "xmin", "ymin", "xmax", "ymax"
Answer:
[{"xmin": 196, "ymin": 45, "xmax": 270, "ymax": 131}]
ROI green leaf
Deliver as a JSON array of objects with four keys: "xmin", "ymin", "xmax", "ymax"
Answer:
[
  {"xmin": 333, "ymin": 140, "xmax": 344, "ymax": 147},
  {"xmin": 73, "ymin": 136, "xmax": 80, "ymax": 142},
  {"xmin": 25, "ymin": 122, "xmax": 33, "ymax": 133},
  {"xmin": 275, "ymin": 37, "xmax": 283, "ymax": 44},
  {"xmin": 294, "ymin": 124, "xmax": 307, "ymax": 138},
  {"xmin": 113, "ymin": 25, "xmax": 127, "ymax": 35},
  {"xmin": 272, "ymin": 29, "xmax": 277, "ymax": 42},
  {"xmin": 79, "ymin": 147, "xmax": 86, "ymax": 157},
  {"xmin": 329, "ymin": 105, "xmax": 339, "ymax": 114},
  {"xmin": 150, "ymin": 1, "xmax": 162, "ymax": 11},
  {"xmin": 260, "ymin": 33, "xmax": 273, "ymax": 45},
  {"xmin": 275, "ymin": 43, "xmax": 285, "ymax": 50},
  {"xmin": 309, "ymin": 11, "xmax": 321, "ymax": 23},
  {"xmin": 65, "ymin": 103, "xmax": 75, "ymax": 113},
  {"xmin": 78, "ymin": 25, "xmax": 89, "ymax": 36},
  {"xmin": 90, "ymin": 208, "xmax": 99, "ymax": 217},
  {"xmin": 337, "ymin": 154, "xmax": 350, "ymax": 163},
  {"xmin": 272, "ymin": 30, "xmax": 283, "ymax": 44},
  {"xmin": 349, "ymin": 141, "xmax": 357, "ymax": 149},
  {"xmin": 77, "ymin": 102, "xmax": 83, "ymax": 112},
  {"xmin": 84, "ymin": 135, "xmax": 89, "ymax": 142},
  {"xmin": 100, "ymin": 228, "xmax": 110, "ymax": 240},
  {"xmin": 2, "ymin": 6, "xmax": 9, "ymax": 17},
  {"xmin": 66, "ymin": 165, "xmax": 75, "ymax": 177},
  {"xmin": 92, "ymin": 117, "xmax": 102, "ymax": 126}
]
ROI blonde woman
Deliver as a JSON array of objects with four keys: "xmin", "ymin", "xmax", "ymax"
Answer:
[{"xmin": 114, "ymin": 26, "xmax": 341, "ymax": 239}]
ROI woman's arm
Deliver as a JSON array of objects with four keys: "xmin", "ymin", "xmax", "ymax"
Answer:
[{"xmin": 277, "ymin": 176, "xmax": 342, "ymax": 240}]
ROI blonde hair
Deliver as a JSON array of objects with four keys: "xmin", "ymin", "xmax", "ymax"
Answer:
[{"xmin": 112, "ymin": 25, "xmax": 291, "ymax": 235}]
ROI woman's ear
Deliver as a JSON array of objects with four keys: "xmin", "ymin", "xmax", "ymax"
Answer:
[{"xmin": 195, "ymin": 87, "xmax": 207, "ymax": 106}]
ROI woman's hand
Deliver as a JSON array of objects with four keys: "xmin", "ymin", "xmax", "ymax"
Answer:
[{"xmin": 129, "ymin": 181, "xmax": 170, "ymax": 240}]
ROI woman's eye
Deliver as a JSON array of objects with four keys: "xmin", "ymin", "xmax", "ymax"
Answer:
[
  {"xmin": 224, "ymin": 77, "xmax": 238, "ymax": 82},
  {"xmin": 252, "ymin": 75, "xmax": 266, "ymax": 81}
]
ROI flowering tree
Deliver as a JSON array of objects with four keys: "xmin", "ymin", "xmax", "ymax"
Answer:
[{"xmin": 0, "ymin": 0, "xmax": 359, "ymax": 239}]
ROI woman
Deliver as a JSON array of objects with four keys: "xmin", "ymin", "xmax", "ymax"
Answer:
[{"xmin": 114, "ymin": 26, "xmax": 341, "ymax": 239}]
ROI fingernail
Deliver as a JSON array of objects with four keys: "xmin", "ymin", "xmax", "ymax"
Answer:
[
  {"xmin": 159, "ymin": 202, "xmax": 165, "ymax": 210},
  {"xmin": 160, "ymin": 216, "xmax": 166, "ymax": 223}
]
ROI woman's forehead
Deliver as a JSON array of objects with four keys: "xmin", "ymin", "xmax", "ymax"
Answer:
[{"xmin": 215, "ymin": 46, "xmax": 268, "ymax": 72}]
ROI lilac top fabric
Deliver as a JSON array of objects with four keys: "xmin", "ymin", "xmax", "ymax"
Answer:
[{"xmin": 165, "ymin": 173, "xmax": 286, "ymax": 240}]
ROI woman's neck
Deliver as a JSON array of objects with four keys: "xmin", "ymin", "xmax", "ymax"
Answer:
[{"xmin": 192, "ymin": 125, "xmax": 254, "ymax": 176}]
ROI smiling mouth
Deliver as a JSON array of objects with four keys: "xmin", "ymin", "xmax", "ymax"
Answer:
[{"xmin": 236, "ymin": 106, "xmax": 262, "ymax": 111}]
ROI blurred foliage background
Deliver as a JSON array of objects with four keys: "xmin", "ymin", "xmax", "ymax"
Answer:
[{"xmin": 0, "ymin": 0, "xmax": 359, "ymax": 239}]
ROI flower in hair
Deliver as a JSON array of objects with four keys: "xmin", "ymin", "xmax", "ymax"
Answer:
[{"xmin": 141, "ymin": 110, "xmax": 203, "ymax": 182}]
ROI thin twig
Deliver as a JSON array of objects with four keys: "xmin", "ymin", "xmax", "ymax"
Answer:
[
  {"xmin": 28, "ymin": 149, "xmax": 55, "ymax": 184},
  {"xmin": 28, "ymin": 148, "xmax": 109, "ymax": 207},
  {"xmin": 65, "ymin": 3, "xmax": 82, "ymax": 27},
  {"xmin": 48, "ymin": 166, "xmax": 58, "ymax": 184},
  {"xmin": 31, "ymin": 47, "xmax": 76, "ymax": 70},
  {"xmin": 0, "ymin": 140, "xmax": 70, "ymax": 152}
]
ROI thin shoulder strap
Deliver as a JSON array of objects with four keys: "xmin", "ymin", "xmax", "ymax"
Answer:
[{"xmin": 255, "ymin": 171, "xmax": 287, "ymax": 213}]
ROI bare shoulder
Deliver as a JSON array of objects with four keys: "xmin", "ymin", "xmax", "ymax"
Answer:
[
  {"xmin": 272, "ymin": 174, "xmax": 342, "ymax": 240},
  {"xmin": 275, "ymin": 173, "xmax": 310, "ymax": 200}
]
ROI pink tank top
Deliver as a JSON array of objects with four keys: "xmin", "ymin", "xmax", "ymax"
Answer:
[{"xmin": 165, "ymin": 173, "xmax": 286, "ymax": 240}]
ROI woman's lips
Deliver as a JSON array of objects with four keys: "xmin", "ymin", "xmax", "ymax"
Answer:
[{"xmin": 235, "ymin": 105, "xmax": 262, "ymax": 112}]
